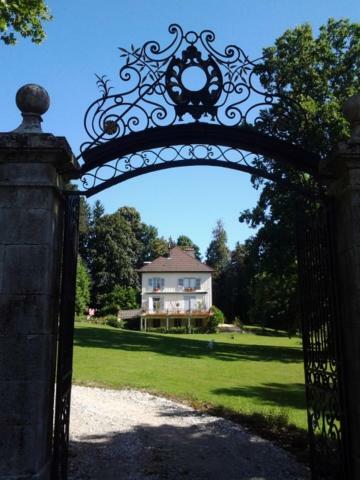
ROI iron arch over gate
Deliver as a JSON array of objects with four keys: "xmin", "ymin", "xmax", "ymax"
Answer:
[{"xmin": 54, "ymin": 25, "xmax": 348, "ymax": 479}]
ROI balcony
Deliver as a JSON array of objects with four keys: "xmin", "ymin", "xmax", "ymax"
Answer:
[{"xmin": 141, "ymin": 308, "xmax": 211, "ymax": 317}]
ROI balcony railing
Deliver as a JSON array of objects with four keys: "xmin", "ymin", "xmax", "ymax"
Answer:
[
  {"xmin": 142, "ymin": 308, "xmax": 210, "ymax": 316},
  {"xmin": 146, "ymin": 287, "xmax": 201, "ymax": 292}
]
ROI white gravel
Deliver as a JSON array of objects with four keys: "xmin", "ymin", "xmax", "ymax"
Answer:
[{"xmin": 69, "ymin": 385, "xmax": 310, "ymax": 480}]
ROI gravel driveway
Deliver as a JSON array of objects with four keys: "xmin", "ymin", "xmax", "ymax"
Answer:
[{"xmin": 69, "ymin": 385, "xmax": 309, "ymax": 480}]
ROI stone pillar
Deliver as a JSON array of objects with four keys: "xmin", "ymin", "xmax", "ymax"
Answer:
[
  {"xmin": 321, "ymin": 94, "xmax": 360, "ymax": 479},
  {"xmin": 0, "ymin": 85, "xmax": 78, "ymax": 479}
]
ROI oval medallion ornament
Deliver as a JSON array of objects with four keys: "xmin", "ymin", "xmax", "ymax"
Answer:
[{"xmin": 165, "ymin": 45, "xmax": 223, "ymax": 121}]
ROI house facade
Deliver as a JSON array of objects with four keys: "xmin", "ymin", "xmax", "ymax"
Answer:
[{"xmin": 138, "ymin": 246, "xmax": 213, "ymax": 330}]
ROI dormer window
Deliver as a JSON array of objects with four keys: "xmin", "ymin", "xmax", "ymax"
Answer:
[{"xmin": 148, "ymin": 277, "xmax": 165, "ymax": 291}]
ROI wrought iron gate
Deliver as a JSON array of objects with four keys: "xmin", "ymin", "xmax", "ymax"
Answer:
[
  {"xmin": 52, "ymin": 193, "xmax": 80, "ymax": 480},
  {"xmin": 297, "ymin": 198, "xmax": 348, "ymax": 479}
]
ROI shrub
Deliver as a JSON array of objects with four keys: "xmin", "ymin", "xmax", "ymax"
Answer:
[
  {"xmin": 206, "ymin": 305, "xmax": 225, "ymax": 333},
  {"xmin": 86, "ymin": 315, "xmax": 124, "ymax": 328},
  {"xmin": 104, "ymin": 316, "xmax": 124, "ymax": 329},
  {"xmin": 98, "ymin": 286, "xmax": 139, "ymax": 316}
]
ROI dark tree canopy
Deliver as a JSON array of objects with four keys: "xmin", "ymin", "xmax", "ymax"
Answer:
[
  {"xmin": 238, "ymin": 18, "xmax": 360, "ymax": 332},
  {"xmin": 206, "ymin": 220, "xmax": 230, "ymax": 275},
  {"xmin": 176, "ymin": 235, "xmax": 201, "ymax": 260}
]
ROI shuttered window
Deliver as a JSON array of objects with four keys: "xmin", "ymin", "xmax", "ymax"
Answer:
[
  {"xmin": 148, "ymin": 277, "xmax": 165, "ymax": 289},
  {"xmin": 179, "ymin": 277, "xmax": 202, "ymax": 289}
]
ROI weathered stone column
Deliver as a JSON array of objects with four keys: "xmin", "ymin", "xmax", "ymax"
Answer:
[
  {"xmin": 0, "ymin": 85, "xmax": 78, "ymax": 479},
  {"xmin": 321, "ymin": 94, "xmax": 360, "ymax": 479}
]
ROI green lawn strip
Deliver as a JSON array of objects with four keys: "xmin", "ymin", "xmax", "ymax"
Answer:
[{"xmin": 73, "ymin": 322, "xmax": 309, "ymax": 462}]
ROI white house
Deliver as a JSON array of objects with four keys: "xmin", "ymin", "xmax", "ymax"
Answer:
[{"xmin": 137, "ymin": 246, "xmax": 213, "ymax": 331}]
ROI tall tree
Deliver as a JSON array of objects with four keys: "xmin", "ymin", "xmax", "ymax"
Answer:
[
  {"xmin": 219, "ymin": 242, "xmax": 253, "ymax": 323},
  {"xmin": 0, "ymin": 0, "xmax": 51, "ymax": 45},
  {"xmin": 206, "ymin": 220, "xmax": 230, "ymax": 275},
  {"xmin": 78, "ymin": 197, "xmax": 91, "ymax": 262},
  {"xmin": 176, "ymin": 235, "xmax": 201, "ymax": 260},
  {"xmin": 75, "ymin": 256, "xmax": 91, "ymax": 315},
  {"xmin": 86, "ymin": 207, "xmax": 141, "ymax": 306},
  {"xmin": 206, "ymin": 220, "xmax": 230, "ymax": 311},
  {"xmin": 239, "ymin": 18, "xmax": 360, "ymax": 331}
]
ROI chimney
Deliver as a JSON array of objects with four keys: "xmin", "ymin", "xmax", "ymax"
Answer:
[{"xmin": 183, "ymin": 247, "xmax": 195, "ymax": 258}]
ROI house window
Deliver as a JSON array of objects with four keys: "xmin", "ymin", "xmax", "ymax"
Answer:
[
  {"xmin": 175, "ymin": 318, "xmax": 182, "ymax": 327},
  {"xmin": 148, "ymin": 277, "xmax": 165, "ymax": 290},
  {"xmin": 184, "ymin": 296, "xmax": 196, "ymax": 312},
  {"xmin": 153, "ymin": 297, "xmax": 161, "ymax": 312},
  {"xmin": 195, "ymin": 319, "xmax": 202, "ymax": 327},
  {"xmin": 153, "ymin": 319, "xmax": 160, "ymax": 328},
  {"xmin": 178, "ymin": 278, "xmax": 201, "ymax": 290}
]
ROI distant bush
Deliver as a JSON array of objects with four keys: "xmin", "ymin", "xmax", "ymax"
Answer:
[
  {"xmin": 75, "ymin": 315, "xmax": 88, "ymax": 323},
  {"xmin": 98, "ymin": 286, "xmax": 139, "ymax": 316},
  {"xmin": 206, "ymin": 305, "xmax": 224, "ymax": 333},
  {"xmin": 104, "ymin": 316, "xmax": 124, "ymax": 329},
  {"xmin": 86, "ymin": 315, "xmax": 124, "ymax": 329}
]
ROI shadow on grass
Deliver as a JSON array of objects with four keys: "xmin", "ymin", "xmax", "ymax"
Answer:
[
  {"xmin": 74, "ymin": 326, "xmax": 303, "ymax": 364},
  {"xmin": 212, "ymin": 382, "xmax": 306, "ymax": 410},
  {"xmin": 69, "ymin": 419, "xmax": 310, "ymax": 480}
]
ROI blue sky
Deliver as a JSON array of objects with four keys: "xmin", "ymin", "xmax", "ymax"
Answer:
[{"xmin": 1, "ymin": 0, "xmax": 359, "ymax": 257}]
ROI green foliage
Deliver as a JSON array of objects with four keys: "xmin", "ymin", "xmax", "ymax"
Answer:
[
  {"xmin": 0, "ymin": 0, "xmax": 52, "ymax": 45},
  {"xmin": 86, "ymin": 204, "xmax": 141, "ymax": 305},
  {"xmin": 206, "ymin": 220, "xmax": 229, "ymax": 274},
  {"xmin": 206, "ymin": 305, "xmax": 224, "ymax": 333},
  {"xmin": 98, "ymin": 285, "xmax": 139, "ymax": 316},
  {"xmin": 75, "ymin": 256, "xmax": 91, "ymax": 315},
  {"xmin": 104, "ymin": 316, "xmax": 124, "ymax": 329},
  {"xmin": 176, "ymin": 235, "xmax": 201, "ymax": 260},
  {"xmin": 206, "ymin": 220, "xmax": 230, "ymax": 310},
  {"xmin": 238, "ymin": 19, "xmax": 360, "ymax": 332},
  {"xmin": 216, "ymin": 242, "xmax": 252, "ymax": 323},
  {"xmin": 86, "ymin": 315, "xmax": 124, "ymax": 328}
]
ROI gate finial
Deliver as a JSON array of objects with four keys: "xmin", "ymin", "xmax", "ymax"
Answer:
[
  {"xmin": 13, "ymin": 84, "xmax": 50, "ymax": 133},
  {"xmin": 343, "ymin": 93, "xmax": 360, "ymax": 143}
]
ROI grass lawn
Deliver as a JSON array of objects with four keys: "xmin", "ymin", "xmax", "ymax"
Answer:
[{"xmin": 73, "ymin": 322, "xmax": 307, "ymax": 431}]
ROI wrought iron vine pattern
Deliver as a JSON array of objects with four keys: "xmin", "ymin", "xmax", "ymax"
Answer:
[
  {"xmin": 80, "ymin": 145, "xmax": 270, "ymax": 193},
  {"xmin": 79, "ymin": 24, "xmax": 305, "ymax": 156},
  {"xmin": 297, "ymin": 202, "xmax": 346, "ymax": 479}
]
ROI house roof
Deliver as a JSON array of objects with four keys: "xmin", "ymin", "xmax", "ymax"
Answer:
[{"xmin": 138, "ymin": 246, "xmax": 214, "ymax": 273}]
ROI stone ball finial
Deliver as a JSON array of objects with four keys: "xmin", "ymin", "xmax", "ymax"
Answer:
[
  {"xmin": 16, "ymin": 84, "xmax": 50, "ymax": 115},
  {"xmin": 343, "ymin": 93, "xmax": 360, "ymax": 142},
  {"xmin": 13, "ymin": 84, "xmax": 50, "ymax": 133}
]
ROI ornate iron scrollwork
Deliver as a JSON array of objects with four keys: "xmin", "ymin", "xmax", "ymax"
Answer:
[
  {"xmin": 297, "ymin": 201, "xmax": 347, "ymax": 479},
  {"xmin": 80, "ymin": 145, "xmax": 267, "ymax": 195},
  {"xmin": 78, "ymin": 24, "xmax": 305, "ymax": 157},
  {"xmin": 165, "ymin": 45, "xmax": 222, "ymax": 120}
]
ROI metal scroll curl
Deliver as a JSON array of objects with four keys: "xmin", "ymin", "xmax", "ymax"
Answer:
[
  {"xmin": 79, "ymin": 145, "xmax": 278, "ymax": 196},
  {"xmin": 79, "ymin": 24, "xmax": 306, "ymax": 157}
]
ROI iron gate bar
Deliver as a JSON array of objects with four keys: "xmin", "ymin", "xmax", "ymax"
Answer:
[
  {"xmin": 81, "ymin": 123, "xmax": 322, "ymax": 175},
  {"xmin": 53, "ymin": 193, "xmax": 80, "ymax": 480},
  {"xmin": 296, "ymin": 198, "xmax": 348, "ymax": 479}
]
